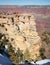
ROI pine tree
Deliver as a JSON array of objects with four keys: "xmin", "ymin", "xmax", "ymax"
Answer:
[
  {"xmin": 0, "ymin": 33, "xmax": 8, "ymax": 54},
  {"xmin": 8, "ymin": 44, "xmax": 19, "ymax": 65},
  {"xmin": 17, "ymin": 48, "xmax": 23, "ymax": 64},
  {"xmin": 42, "ymin": 31, "xmax": 50, "ymax": 44},
  {"xmin": 23, "ymin": 48, "xmax": 31, "ymax": 62}
]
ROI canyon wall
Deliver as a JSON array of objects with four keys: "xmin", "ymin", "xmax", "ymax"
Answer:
[
  {"xmin": 0, "ymin": 5, "xmax": 50, "ymax": 60},
  {"xmin": 0, "ymin": 14, "xmax": 42, "ymax": 60}
]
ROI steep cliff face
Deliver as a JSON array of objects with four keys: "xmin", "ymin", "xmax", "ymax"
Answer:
[
  {"xmin": 0, "ymin": 6, "xmax": 50, "ymax": 61},
  {"xmin": 0, "ymin": 14, "xmax": 42, "ymax": 60},
  {"xmin": 0, "ymin": 6, "xmax": 50, "ymax": 35},
  {"xmin": 0, "ymin": 13, "xmax": 50, "ymax": 61}
]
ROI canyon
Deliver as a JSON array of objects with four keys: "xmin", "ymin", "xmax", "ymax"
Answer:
[{"xmin": 0, "ymin": 5, "xmax": 50, "ymax": 61}]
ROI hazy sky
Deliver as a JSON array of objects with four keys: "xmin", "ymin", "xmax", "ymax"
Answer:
[{"xmin": 0, "ymin": 0, "xmax": 50, "ymax": 5}]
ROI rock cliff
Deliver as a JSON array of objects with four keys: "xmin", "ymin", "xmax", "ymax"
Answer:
[
  {"xmin": 0, "ymin": 14, "xmax": 42, "ymax": 60},
  {"xmin": 0, "ymin": 5, "xmax": 50, "ymax": 60}
]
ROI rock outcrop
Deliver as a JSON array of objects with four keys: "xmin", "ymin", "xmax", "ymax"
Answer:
[{"xmin": 0, "ymin": 14, "xmax": 41, "ymax": 60}]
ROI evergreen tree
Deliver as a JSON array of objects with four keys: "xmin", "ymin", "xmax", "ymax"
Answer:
[
  {"xmin": 8, "ymin": 44, "xmax": 19, "ymax": 65},
  {"xmin": 8, "ymin": 46, "xmax": 23, "ymax": 65},
  {"xmin": 23, "ymin": 48, "xmax": 31, "ymax": 62},
  {"xmin": 0, "ymin": 33, "xmax": 8, "ymax": 54},
  {"xmin": 42, "ymin": 31, "xmax": 50, "ymax": 44},
  {"xmin": 17, "ymin": 48, "xmax": 23, "ymax": 64},
  {"xmin": 39, "ymin": 48, "xmax": 46, "ymax": 59}
]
